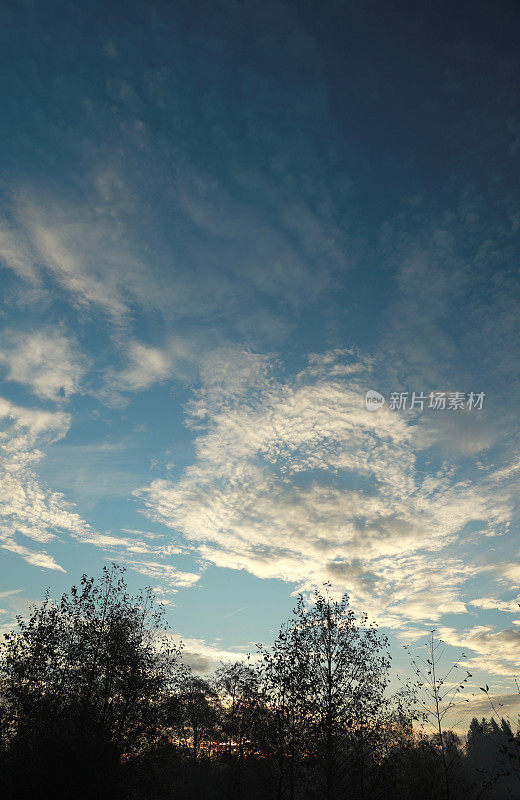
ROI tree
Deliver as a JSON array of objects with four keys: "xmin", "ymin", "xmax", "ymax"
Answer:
[
  {"xmin": 259, "ymin": 588, "xmax": 391, "ymax": 800},
  {"xmin": 214, "ymin": 660, "xmax": 270, "ymax": 799},
  {"xmin": 173, "ymin": 675, "xmax": 222, "ymax": 762},
  {"xmin": 258, "ymin": 617, "xmax": 309, "ymax": 800},
  {"xmin": 404, "ymin": 632, "xmax": 471, "ymax": 800},
  {"xmin": 0, "ymin": 565, "xmax": 183, "ymax": 800}
]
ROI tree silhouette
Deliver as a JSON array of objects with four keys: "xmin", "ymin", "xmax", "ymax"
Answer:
[
  {"xmin": 0, "ymin": 565, "xmax": 182, "ymax": 800},
  {"xmin": 259, "ymin": 587, "xmax": 391, "ymax": 800},
  {"xmin": 404, "ymin": 632, "xmax": 473, "ymax": 800},
  {"xmin": 173, "ymin": 674, "xmax": 222, "ymax": 762},
  {"xmin": 1, "ymin": 568, "xmax": 514, "ymax": 800}
]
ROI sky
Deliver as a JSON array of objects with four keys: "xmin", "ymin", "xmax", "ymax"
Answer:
[{"xmin": 1, "ymin": 0, "xmax": 520, "ymax": 717}]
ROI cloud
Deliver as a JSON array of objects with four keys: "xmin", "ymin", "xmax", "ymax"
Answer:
[
  {"xmin": 0, "ymin": 90, "xmax": 350, "ymax": 337},
  {"xmin": 166, "ymin": 632, "xmax": 257, "ymax": 675},
  {"xmin": 1, "ymin": 540, "xmax": 66, "ymax": 572},
  {"xmin": 0, "ymin": 590, "xmax": 40, "ymax": 638},
  {"xmin": 136, "ymin": 348, "xmax": 514, "ymax": 626},
  {"xmin": 0, "ymin": 396, "xmax": 199, "ymax": 583},
  {"xmin": 470, "ymin": 597, "xmax": 520, "ymax": 614},
  {"xmin": 0, "ymin": 327, "xmax": 86, "ymax": 400},
  {"xmin": 115, "ymin": 557, "xmax": 201, "ymax": 592},
  {"xmin": 453, "ymin": 692, "xmax": 520, "ymax": 730},
  {"xmin": 0, "ymin": 188, "xmax": 160, "ymax": 321},
  {"xmin": 380, "ymin": 194, "xmax": 520, "ymax": 404},
  {"xmin": 100, "ymin": 337, "xmax": 195, "ymax": 403},
  {"xmin": 0, "ymin": 588, "xmax": 24, "ymax": 600},
  {"xmin": 0, "ymin": 221, "xmax": 40, "ymax": 283},
  {"xmin": 0, "ymin": 397, "xmax": 86, "ymax": 571},
  {"xmin": 115, "ymin": 342, "xmax": 181, "ymax": 391},
  {"xmin": 439, "ymin": 625, "xmax": 520, "ymax": 677},
  {"xmin": 11, "ymin": 194, "xmax": 133, "ymax": 318}
]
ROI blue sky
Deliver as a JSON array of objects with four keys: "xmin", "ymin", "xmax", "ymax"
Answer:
[{"xmin": 1, "ymin": 0, "xmax": 520, "ymax": 712}]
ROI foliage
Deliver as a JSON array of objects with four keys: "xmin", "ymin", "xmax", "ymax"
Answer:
[
  {"xmin": 0, "ymin": 565, "xmax": 182, "ymax": 799},
  {"xmin": 0, "ymin": 570, "xmax": 516, "ymax": 800}
]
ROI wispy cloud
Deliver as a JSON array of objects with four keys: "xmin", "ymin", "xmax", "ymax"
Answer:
[
  {"xmin": 99, "ymin": 338, "xmax": 196, "ymax": 404},
  {"xmin": 0, "ymin": 396, "xmax": 196, "ymax": 584},
  {"xmin": 0, "ymin": 327, "xmax": 86, "ymax": 400},
  {"xmin": 439, "ymin": 624, "xmax": 520, "ymax": 677},
  {"xmin": 115, "ymin": 557, "xmax": 201, "ymax": 592},
  {"xmin": 0, "ymin": 397, "xmax": 85, "ymax": 571}
]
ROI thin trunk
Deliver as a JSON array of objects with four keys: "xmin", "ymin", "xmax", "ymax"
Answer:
[
  {"xmin": 431, "ymin": 639, "xmax": 450, "ymax": 800},
  {"xmin": 325, "ymin": 607, "xmax": 334, "ymax": 800},
  {"xmin": 276, "ymin": 707, "xmax": 285, "ymax": 800}
]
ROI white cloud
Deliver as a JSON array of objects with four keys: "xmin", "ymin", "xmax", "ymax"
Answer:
[
  {"xmin": 0, "ymin": 327, "xmax": 86, "ymax": 400},
  {"xmin": 115, "ymin": 557, "xmax": 201, "ymax": 592},
  {"xmin": 0, "ymin": 128, "xmax": 350, "ymax": 338},
  {"xmin": 1, "ymin": 188, "xmax": 157, "ymax": 320},
  {"xmin": 101, "ymin": 338, "xmax": 195, "ymax": 402},
  {"xmin": 0, "ymin": 397, "xmax": 86, "ymax": 571},
  {"xmin": 380, "ymin": 195, "xmax": 520, "ymax": 401},
  {"xmin": 0, "ymin": 222, "xmax": 40, "ymax": 283},
  {"xmin": 0, "ymin": 588, "xmax": 24, "ymax": 599},
  {"xmin": 1, "ymin": 540, "xmax": 66, "ymax": 572},
  {"xmin": 0, "ymin": 396, "xmax": 198, "ymax": 583},
  {"xmin": 20, "ymin": 202, "xmax": 132, "ymax": 318},
  {"xmin": 439, "ymin": 625, "xmax": 520, "ymax": 677},
  {"xmin": 470, "ymin": 597, "xmax": 520, "ymax": 614},
  {"xmin": 167, "ymin": 632, "xmax": 257, "ymax": 674},
  {"xmin": 136, "ymin": 348, "xmax": 514, "ymax": 627}
]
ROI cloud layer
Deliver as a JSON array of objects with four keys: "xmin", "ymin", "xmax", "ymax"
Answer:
[{"xmin": 137, "ymin": 348, "xmax": 515, "ymax": 628}]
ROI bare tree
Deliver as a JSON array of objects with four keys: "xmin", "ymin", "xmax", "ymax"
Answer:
[{"xmin": 404, "ymin": 631, "xmax": 471, "ymax": 800}]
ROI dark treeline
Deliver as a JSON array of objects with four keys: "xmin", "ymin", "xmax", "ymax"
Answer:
[{"xmin": 1, "ymin": 567, "xmax": 519, "ymax": 800}]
